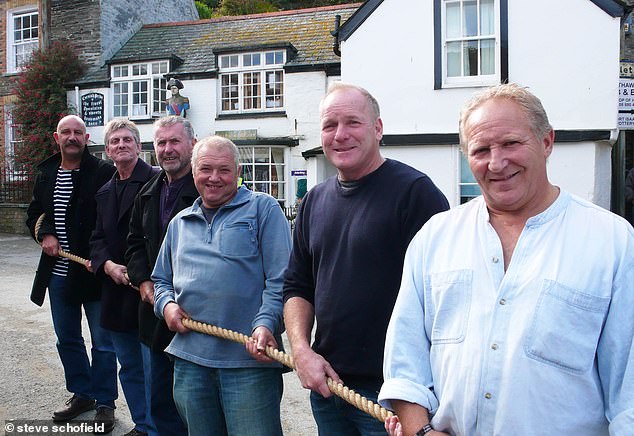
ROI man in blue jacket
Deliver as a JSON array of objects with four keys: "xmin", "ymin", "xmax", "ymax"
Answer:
[{"xmin": 152, "ymin": 135, "xmax": 291, "ymax": 436}]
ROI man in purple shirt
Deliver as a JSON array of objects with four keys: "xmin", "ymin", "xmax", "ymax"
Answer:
[{"xmin": 126, "ymin": 116, "xmax": 197, "ymax": 435}]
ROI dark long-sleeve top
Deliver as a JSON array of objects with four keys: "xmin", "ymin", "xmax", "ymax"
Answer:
[
  {"xmin": 26, "ymin": 148, "xmax": 115, "ymax": 306},
  {"xmin": 90, "ymin": 159, "xmax": 158, "ymax": 331},
  {"xmin": 125, "ymin": 170, "xmax": 198, "ymax": 350},
  {"xmin": 283, "ymin": 159, "xmax": 450, "ymax": 381}
]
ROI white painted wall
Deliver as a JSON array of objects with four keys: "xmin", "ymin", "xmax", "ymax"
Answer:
[
  {"xmin": 381, "ymin": 145, "xmax": 457, "ymax": 202},
  {"xmin": 339, "ymin": 0, "xmax": 621, "ymax": 207},
  {"xmin": 341, "ymin": 0, "xmax": 620, "ymax": 134}
]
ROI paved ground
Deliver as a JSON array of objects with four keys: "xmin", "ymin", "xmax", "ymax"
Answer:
[{"xmin": 0, "ymin": 233, "xmax": 316, "ymax": 435}]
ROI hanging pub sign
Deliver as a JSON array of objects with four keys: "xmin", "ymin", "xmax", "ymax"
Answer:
[{"xmin": 81, "ymin": 93, "xmax": 104, "ymax": 127}]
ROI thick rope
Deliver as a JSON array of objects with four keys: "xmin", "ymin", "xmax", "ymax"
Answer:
[
  {"xmin": 182, "ymin": 318, "xmax": 394, "ymax": 423},
  {"xmin": 34, "ymin": 213, "xmax": 394, "ymax": 422},
  {"xmin": 34, "ymin": 214, "xmax": 90, "ymax": 266}
]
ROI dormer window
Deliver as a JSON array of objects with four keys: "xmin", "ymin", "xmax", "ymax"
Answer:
[
  {"xmin": 111, "ymin": 61, "xmax": 169, "ymax": 118},
  {"xmin": 219, "ymin": 50, "xmax": 285, "ymax": 113}
]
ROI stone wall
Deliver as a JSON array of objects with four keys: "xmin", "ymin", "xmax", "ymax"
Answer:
[
  {"xmin": 0, "ymin": 204, "xmax": 29, "ymax": 235},
  {"xmin": 50, "ymin": 0, "xmax": 198, "ymax": 79},
  {"xmin": 50, "ymin": 0, "xmax": 102, "ymax": 74},
  {"xmin": 100, "ymin": 0, "xmax": 198, "ymax": 63}
]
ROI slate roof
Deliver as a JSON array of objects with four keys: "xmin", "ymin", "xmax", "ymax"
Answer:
[{"xmin": 108, "ymin": 4, "xmax": 360, "ymax": 78}]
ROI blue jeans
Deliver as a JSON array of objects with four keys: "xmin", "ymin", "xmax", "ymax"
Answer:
[
  {"xmin": 173, "ymin": 358, "xmax": 283, "ymax": 436},
  {"xmin": 141, "ymin": 345, "xmax": 186, "ymax": 436},
  {"xmin": 48, "ymin": 275, "xmax": 117, "ymax": 408},
  {"xmin": 110, "ymin": 330, "xmax": 155, "ymax": 434},
  {"xmin": 310, "ymin": 385, "xmax": 386, "ymax": 436}
]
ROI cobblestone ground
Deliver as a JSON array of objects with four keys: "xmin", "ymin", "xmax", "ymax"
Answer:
[{"xmin": 0, "ymin": 233, "xmax": 316, "ymax": 436}]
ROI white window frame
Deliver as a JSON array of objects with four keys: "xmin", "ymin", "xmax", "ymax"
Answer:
[
  {"xmin": 238, "ymin": 146, "xmax": 287, "ymax": 204},
  {"xmin": 219, "ymin": 50, "xmax": 286, "ymax": 114},
  {"xmin": 7, "ymin": 7, "xmax": 39, "ymax": 73},
  {"xmin": 441, "ymin": 0, "xmax": 500, "ymax": 88},
  {"xmin": 110, "ymin": 60, "xmax": 169, "ymax": 119}
]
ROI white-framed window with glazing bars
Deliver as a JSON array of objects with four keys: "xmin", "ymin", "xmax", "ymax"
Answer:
[
  {"xmin": 111, "ymin": 61, "xmax": 169, "ymax": 118},
  {"xmin": 219, "ymin": 50, "xmax": 285, "ymax": 113},
  {"xmin": 238, "ymin": 146, "xmax": 286, "ymax": 202}
]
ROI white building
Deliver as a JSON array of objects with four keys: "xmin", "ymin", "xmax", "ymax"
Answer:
[
  {"xmin": 70, "ymin": 5, "xmax": 359, "ymax": 207},
  {"xmin": 331, "ymin": 0, "xmax": 625, "ymax": 208}
]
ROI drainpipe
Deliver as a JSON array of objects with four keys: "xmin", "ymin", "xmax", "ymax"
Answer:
[
  {"xmin": 75, "ymin": 86, "xmax": 80, "ymax": 116},
  {"xmin": 331, "ymin": 15, "xmax": 341, "ymax": 57}
]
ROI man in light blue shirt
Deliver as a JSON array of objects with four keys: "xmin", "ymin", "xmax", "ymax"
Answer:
[
  {"xmin": 152, "ymin": 135, "xmax": 291, "ymax": 436},
  {"xmin": 379, "ymin": 83, "xmax": 634, "ymax": 436}
]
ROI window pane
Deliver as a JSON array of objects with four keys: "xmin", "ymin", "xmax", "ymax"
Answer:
[
  {"xmin": 274, "ymin": 51, "xmax": 284, "ymax": 64},
  {"xmin": 460, "ymin": 152, "xmax": 480, "ymax": 203},
  {"xmin": 480, "ymin": 39, "xmax": 495, "ymax": 75},
  {"xmin": 252, "ymin": 53, "xmax": 261, "ymax": 66},
  {"xmin": 480, "ymin": 0, "xmax": 495, "ymax": 35},
  {"xmin": 243, "ymin": 72, "xmax": 261, "ymax": 110},
  {"xmin": 113, "ymin": 82, "xmax": 128, "ymax": 117},
  {"xmin": 265, "ymin": 52, "xmax": 274, "ymax": 65},
  {"xmin": 255, "ymin": 165, "xmax": 269, "ymax": 181},
  {"xmin": 463, "ymin": 0, "xmax": 477, "ymax": 37},
  {"xmin": 255, "ymin": 182, "xmax": 269, "ymax": 194},
  {"xmin": 271, "ymin": 148, "xmax": 284, "ymax": 165},
  {"xmin": 254, "ymin": 147, "xmax": 269, "ymax": 164},
  {"xmin": 243, "ymin": 54, "xmax": 252, "ymax": 67},
  {"xmin": 132, "ymin": 81, "xmax": 148, "ymax": 116},
  {"xmin": 132, "ymin": 64, "xmax": 147, "ymax": 76},
  {"xmin": 463, "ymin": 40, "xmax": 478, "ymax": 76},
  {"xmin": 153, "ymin": 78, "xmax": 167, "ymax": 113},
  {"xmin": 271, "ymin": 182, "xmax": 284, "ymax": 199},
  {"xmin": 446, "ymin": 2, "xmax": 460, "ymax": 39},
  {"xmin": 447, "ymin": 41, "xmax": 461, "ymax": 77},
  {"xmin": 221, "ymin": 74, "xmax": 239, "ymax": 111},
  {"xmin": 265, "ymin": 71, "xmax": 284, "ymax": 108}
]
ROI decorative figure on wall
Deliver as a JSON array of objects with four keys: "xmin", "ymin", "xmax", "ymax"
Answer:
[{"xmin": 165, "ymin": 79, "xmax": 190, "ymax": 117}]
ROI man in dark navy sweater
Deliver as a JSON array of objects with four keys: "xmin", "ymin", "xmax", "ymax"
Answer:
[{"xmin": 283, "ymin": 82, "xmax": 449, "ymax": 435}]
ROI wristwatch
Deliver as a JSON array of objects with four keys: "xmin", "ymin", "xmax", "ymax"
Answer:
[{"xmin": 415, "ymin": 423, "xmax": 434, "ymax": 435}]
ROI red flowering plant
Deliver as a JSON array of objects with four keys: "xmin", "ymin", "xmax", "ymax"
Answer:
[{"xmin": 11, "ymin": 40, "xmax": 86, "ymax": 172}]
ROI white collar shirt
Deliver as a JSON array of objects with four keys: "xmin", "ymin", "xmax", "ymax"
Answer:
[{"xmin": 379, "ymin": 191, "xmax": 634, "ymax": 435}]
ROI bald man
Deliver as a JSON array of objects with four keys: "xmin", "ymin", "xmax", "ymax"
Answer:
[{"xmin": 26, "ymin": 115, "xmax": 118, "ymax": 433}]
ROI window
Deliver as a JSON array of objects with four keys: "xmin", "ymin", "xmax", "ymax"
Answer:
[
  {"xmin": 3, "ymin": 107, "xmax": 27, "ymax": 180},
  {"xmin": 111, "ymin": 61, "xmax": 168, "ymax": 118},
  {"xmin": 434, "ymin": 0, "xmax": 507, "ymax": 88},
  {"xmin": 219, "ymin": 50, "xmax": 285, "ymax": 113},
  {"xmin": 7, "ymin": 9, "xmax": 39, "ymax": 73},
  {"xmin": 459, "ymin": 151, "xmax": 480, "ymax": 204},
  {"xmin": 238, "ymin": 146, "xmax": 286, "ymax": 202}
]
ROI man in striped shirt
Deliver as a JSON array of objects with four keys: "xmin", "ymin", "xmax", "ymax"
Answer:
[{"xmin": 26, "ymin": 115, "xmax": 118, "ymax": 433}]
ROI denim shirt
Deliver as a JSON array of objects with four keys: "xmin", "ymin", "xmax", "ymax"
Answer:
[
  {"xmin": 152, "ymin": 186, "xmax": 291, "ymax": 368},
  {"xmin": 379, "ymin": 191, "xmax": 634, "ymax": 435}
]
